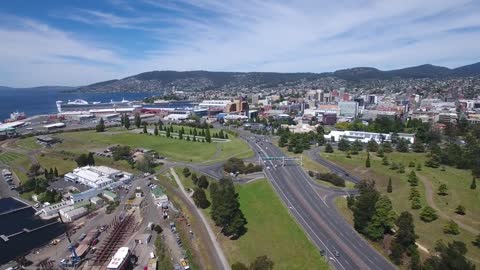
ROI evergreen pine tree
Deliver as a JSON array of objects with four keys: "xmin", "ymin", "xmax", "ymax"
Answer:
[
  {"xmin": 365, "ymin": 152, "xmax": 371, "ymax": 168},
  {"xmin": 387, "ymin": 177, "xmax": 392, "ymax": 193},
  {"xmin": 471, "ymin": 178, "xmax": 477, "ymax": 190},
  {"xmin": 154, "ymin": 126, "xmax": 158, "ymax": 136},
  {"xmin": 54, "ymin": 167, "xmax": 58, "ymax": 177}
]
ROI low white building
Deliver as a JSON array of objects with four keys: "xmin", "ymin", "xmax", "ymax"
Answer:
[
  {"xmin": 61, "ymin": 207, "xmax": 88, "ymax": 222},
  {"xmin": 40, "ymin": 201, "xmax": 72, "ymax": 216},
  {"xmin": 326, "ymin": 130, "xmax": 415, "ymax": 144},
  {"xmin": 64, "ymin": 166, "xmax": 132, "ymax": 189},
  {"xmin": 70, "ymin": 188, "xmax": 102, "ymax": 204}
]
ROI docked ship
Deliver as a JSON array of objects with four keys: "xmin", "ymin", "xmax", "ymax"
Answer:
[
  {"xmin": 4, "ymin": 111, "xmax": 26, "ymax": 122},
  {"xmin": 56, "ymin": 99, "xmax": 141, "ymax": 113}
]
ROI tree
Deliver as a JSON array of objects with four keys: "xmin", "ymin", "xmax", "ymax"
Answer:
[
  {"xmin": 231, "ymin": 262, "xmax": 248, "ymax": 270},
  {"xmin": 390, "ymin": 212, "xmax": 417, "ymax": 265},
  {"xmin": 183, "ymin": 167, "xmax": 191, "ymax": 177},
  {"xmin": 387, "ymin": 177, "xmax": 392, "ymax": 193},
  {"xmin": 382, "ymin": 155, "xmax": 389, "ymax": 165},
  {"xmin": 416, "ymin": 163, "xmax": 422, "ymax": 171},
  {"xmin": 396, "ymin": 138, "xmax": 409, "ymax": 152},
  {"xmin": 325, "ymin": 143, "xmax": 334, "ymax": 153},
  {"xmin": 365, "ymin": 152, "xmax": 371, "ymax": 168},
  {"xmin": 408, "ymin": 161, "xmax": 415, "ymax": 167},
  {"xmin": 210, "ymin": 178, "xmax": 247, "ymax": 238},
  {"xmin": 411, "ymin": 196, "xmax": 422, "ymax": 210},
  {"xmin": 112, "ymin": 146, "xmax": 131, "ymax": 161},
  {"xmin": 166, "ymin": 128, "xmax": 170, "ymax": 138},
  {"xmin": 455, "ymin": 205, "xmax": 466, "ymax": 215},
  {"xmin": 367, "ymin": 139, "xmax": 379, "ymax": 152},
  {"xmin": 381, "ymin": 142, "xmax": 393, "ymax": 153},
  {"xmin": 473, "ymin": 234, "xmax": 480, "ymax": 247},
  {"xmin": 338, "ymin": 138, "xmax": 350, "ymax": 151},
  {"xmin": 205, "ymin": 127, "xmax": 212, "ymax": 143},
  {"xmin": 192, "ymin": 188, "xmax": 210, "ymax": 209},
  {"xmin": 411, "ymin": 140, "xmax": 425, "ymax": 153},
  {"xmin": 376, "ymin": 148, "xmax": 384, "ymax": 157},
  {"xmin": 423, "ymin": 240, "xmax": 475, "ymax": 270},
  {"xmin": 75, "ymin": 153, "xmax": 89, "ymax": 167},
  {"xmin": 134, "ymin": 113, "xmax": 141, "ymax": 128},
  {"xmin": 351, "ymin": 139, "xmax": 363, "ymax": 154},
  {"xmin": 136, "ymin": 153, "xmax": 155, "ymax": 173},
  {"xmin": 366, "ymin": 195, "xmax": 397, "ymax": 240},
  {"xmin": 352, "ymin": 179, "xmax": 379, "ymax": 234},
  {"xmin": 197, "ymin": 175, "xmax": 209, "ymax": 189},
  {"xmin": 120, "ymin": 113, "xmax": 125, "ymax": 126},
  {"xmin": 438, "ymin": 184, "xmax": 448, "ymax": 196},
  {"xmin": 154, "ymin": 125, "xmax": 158, "ymax": 136},
  {"xmin": 54, "ymin": 167, "xmax": 58, "ymax": 177},
  {"xmin": 408, "ymin": 171, "xmax": 418, "ymax": 186},
  {"xmin": 420, "ymin": 206, "xmax": 438, "ymax": 222},
  {"xmin": 249, "ymin": 255, "xmax": 274, "ymax": 270},
  {"xmin": 87, "ymin": 152, "xmax": 95, "ymax": 165},
  {"xmin": 143, "ymin": 124, "xmax": 147, "ymax": 134},
  {"xmin": 124, "ymin": 115, "xmax": 131, "ymax": 129},
  {"xmin": 471, "ymin": 177, "xmax": 476, "ymax": 190},
  {"xmin": 397, "ymin": 163, "xmax": 405, "ymax": 173},
  {"xmin": 96, "ymin": 117, "xmax": 105, "ymax": 132},
  {"xmin": 443, "ymin": 220, "xmax": 460, "ymax": 235}
]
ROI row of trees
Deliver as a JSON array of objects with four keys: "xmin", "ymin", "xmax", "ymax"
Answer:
[
  {"xmin": 210, "ymin": 178, "xmax": 247, "ymax": 239},
  {"xmin": 308, "ymin": 171, "xmax": 345, "ymax": 187},
  {"xmin": 75, "ymin": 152, "xmax": 95, "ymax": 167},
  {"xmin": 231, "ymin": 255, "xmax": 274, "ymax": 270},
  {"xmin": 224, "ymin": 158, "xmax": 262, "ymax": 175}
]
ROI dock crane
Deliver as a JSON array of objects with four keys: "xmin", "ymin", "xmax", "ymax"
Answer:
[{"xmin": 57, "ymin": 213, "xmax": 80, "ymax": 268}]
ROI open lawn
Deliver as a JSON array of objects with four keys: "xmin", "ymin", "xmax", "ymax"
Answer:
[
  {"xmin": 52, "ymin": 130, "xmax": 252, "ymax": 163},
  {"xmin": 322, "ymin": 150, "xmax": 480, "ymax": 266},
  {"xmin": 36, "ymin": 154, "xmax": 77, "ymax": 176},
  {"xmin": 15, "ymin": 137, "xmax": 41, "ymax": 150},
  {"xmin": 219, "ymin": 180, "xmax": 329, "ymax": 269}
]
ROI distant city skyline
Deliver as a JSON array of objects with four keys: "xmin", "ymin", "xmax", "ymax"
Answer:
[{"xmin": 1, "ymin": 0, "xmax": 480, "ymax": 87}]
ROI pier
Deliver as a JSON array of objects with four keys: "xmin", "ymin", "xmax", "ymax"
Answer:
[{"xmin": 0, "ymin": 221, "xmax": 60, "ymax": 242}]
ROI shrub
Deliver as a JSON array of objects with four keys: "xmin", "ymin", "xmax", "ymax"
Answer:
[{"xmin": 420, "ymin": 206, "xmax": 438, "ymax": 222}]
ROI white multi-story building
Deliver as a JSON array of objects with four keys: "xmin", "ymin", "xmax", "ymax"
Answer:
[
  {"xmin": 64, "ymin": 166, "xmax": 132, "ymax": 189},
  {"xmin": 325, "ymin": 130, "xmax": 415, "ymax": 144},
  {"xmin": 338, "ymin": 101, "xmax": 359, "ymax": 118},
  {"xmin": 198, "ymin": 100, "xmax": 231, "ymax": 109}
]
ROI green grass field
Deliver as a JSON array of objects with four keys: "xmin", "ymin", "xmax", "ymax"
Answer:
[
  {"xmin": 36, "ymin": 154, "xmax": 77, "ymax": 176},
  {"xmin": 322, "ymin": 150, "xmax": 480, "ymax": 265},
  {"xmin": 52, "ymin": 130, "xmax": 252, "ymax": 163},
  {"xmin": 15, "ymin": 137, "xmax": 41, "ymax": 150},
  {"xmin": 174, "ymin": 168, "xmax": 329, "ymax": 269},
  {"xmin": 219, "ymin": 180, "xmax": 329, "ymax": 269}
]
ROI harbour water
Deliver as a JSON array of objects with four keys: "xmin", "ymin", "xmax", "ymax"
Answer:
[
  {"xmin": 0, "ymin": 197, "xmax": 65, "ymax": 265},
  {"xmin": 0, "ymin": 88, "xmax": 161, "ymax": 121}
]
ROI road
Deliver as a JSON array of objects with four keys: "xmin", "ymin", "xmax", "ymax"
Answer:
[{"xmin": 242, "ymin": 133, "xmax": 396, "ymax": 270}]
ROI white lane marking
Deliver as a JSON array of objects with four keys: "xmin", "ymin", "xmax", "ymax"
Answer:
[{"xmin": 255, "ymin": 141, "xmax": 347, "ymax": 270}]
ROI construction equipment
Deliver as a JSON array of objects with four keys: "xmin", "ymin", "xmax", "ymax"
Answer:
[{"xmin": 57, "ymin": 213, "xmax": 80, "ymax": 267}]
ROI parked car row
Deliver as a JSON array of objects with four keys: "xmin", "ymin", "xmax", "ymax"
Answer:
[{"xmin": 1, "ymin": 169, "xmax": 16, "ymax": 190}]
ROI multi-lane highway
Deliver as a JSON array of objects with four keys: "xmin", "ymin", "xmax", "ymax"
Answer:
[{"xmin": 242, "ymin": 133, "xmax": 396, "ymax": 270}]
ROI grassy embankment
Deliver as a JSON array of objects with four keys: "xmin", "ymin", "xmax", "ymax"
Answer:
[
  {"xmin": 323, "ymin": 150, "xmax": 480, "ymax": 266},
  {"xmin": 175, "ymin": 169, "xmax": 329, "ymax": 270}
]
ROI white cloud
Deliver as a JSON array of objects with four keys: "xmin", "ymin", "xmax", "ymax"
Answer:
[{"xmin": 2, "ymin": 0, "xmax": 480, "ymax": 86}]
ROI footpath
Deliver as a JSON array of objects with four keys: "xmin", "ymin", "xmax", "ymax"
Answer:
[{"xmin": 169, "ymin": 168, "xmax": 231, "ymax": 270}]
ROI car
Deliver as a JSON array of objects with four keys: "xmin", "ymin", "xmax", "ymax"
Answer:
[
  {"xmin": 334, "ymin": 250, "xmax": 340, "ymax": 257},
  {"xmin": 319, "ymin": 249, "xmax": 326, "ymax": 256}
]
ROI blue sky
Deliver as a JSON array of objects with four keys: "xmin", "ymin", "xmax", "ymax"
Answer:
[{"xmin": 1, "ymin": 0, "xmax": 480, "ymax": 87}]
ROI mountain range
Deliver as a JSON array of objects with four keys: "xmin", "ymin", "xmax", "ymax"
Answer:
[{"xmin": 2, "ymin": 62, "xmax": 479, "ymax": 92}]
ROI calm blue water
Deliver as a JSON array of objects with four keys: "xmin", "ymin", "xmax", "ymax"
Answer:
[
  {"xmin": 0, "ymin": 197, "xmax": 65, "ymax": 265},
  {"xmin": 0, "ymin": 88, "xmax": 160, "ymax": 121}
]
